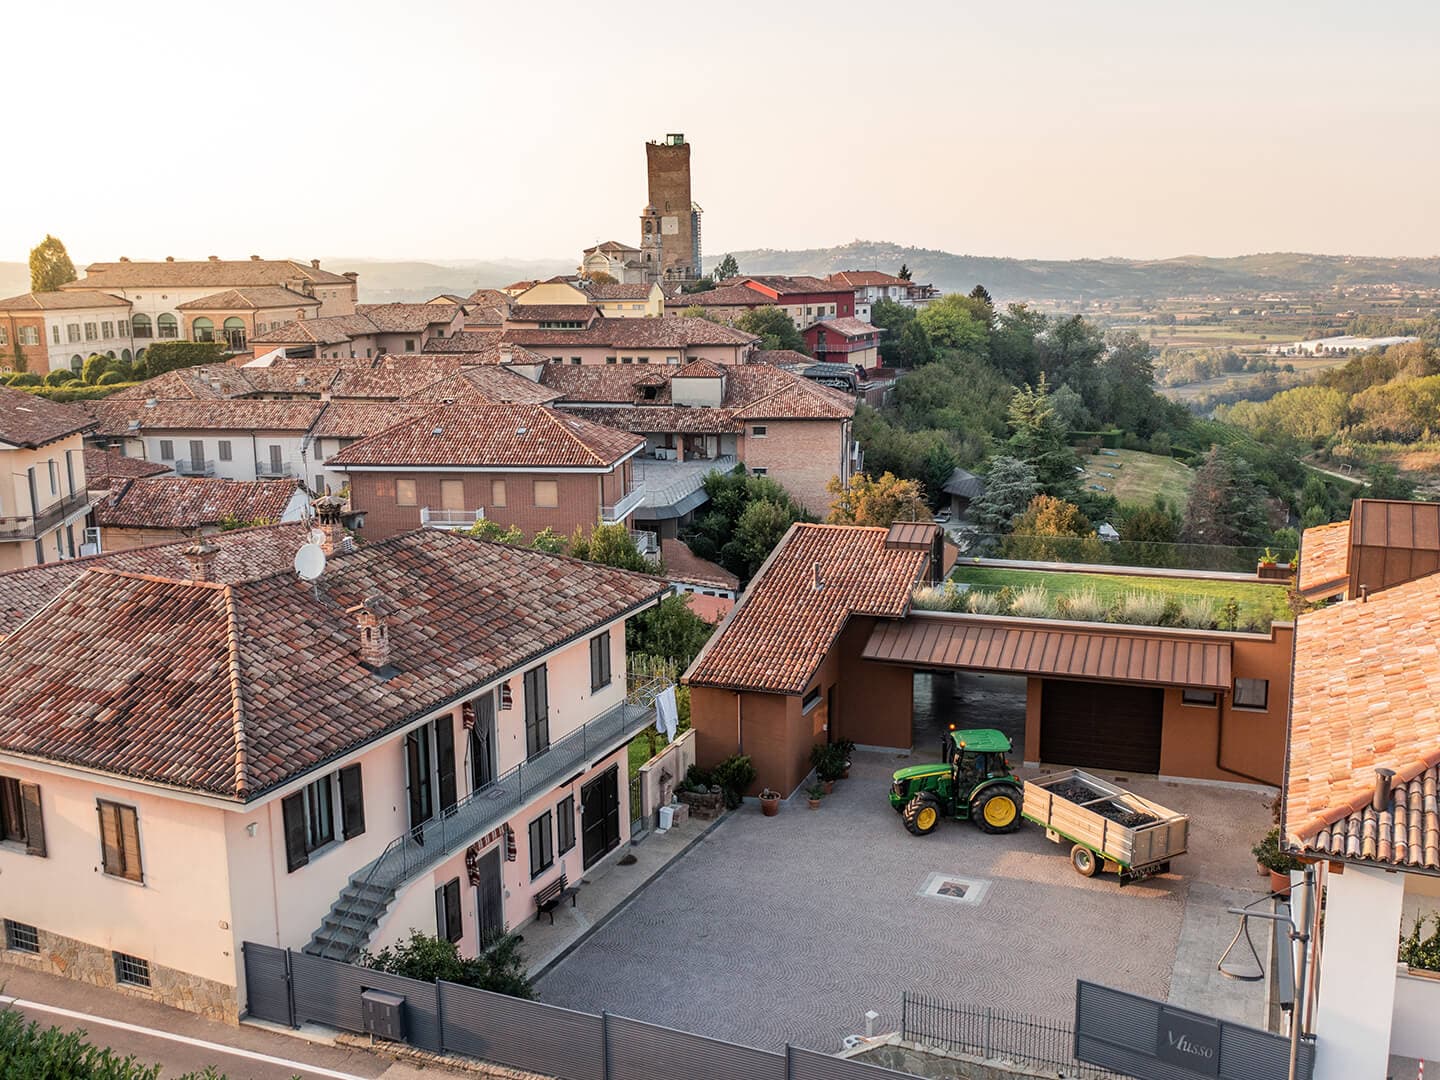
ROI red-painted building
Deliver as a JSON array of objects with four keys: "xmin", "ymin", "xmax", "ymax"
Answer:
[
  {"xmin": 665, "ymin": 275, "xmax": 854, "ymax": 329},
  {"xmin": 803, "ymin": 317, "xmax": 883, "ymax": 368}
]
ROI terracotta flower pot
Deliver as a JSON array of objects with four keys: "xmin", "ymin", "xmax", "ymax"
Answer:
[
  {"xmin": 823, "ymin": 780, "xmax": 836, "ymax": 795},
  {"xmin": 760, "ymin": 791, "xmax": 780, "ymax": 817},
  {"xmin": 807, "ymin": 797, "xmax": 821, "ymax": 810},
  {"xmin": 1269, "ymin": 869, "xmax": 1292, "ymax": 894}
]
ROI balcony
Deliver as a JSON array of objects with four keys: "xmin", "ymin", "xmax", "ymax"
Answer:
[
  {"xmin": 632, "ymin": 454, "xmax": 737, "ymax": 520},
  {"xmin": 601, "ymin": 484, "xmax": 647, "ymax": 525},
  {"xmin": 255, "ymin": 460, "xmax": 294, "ymax": 479},
  {"xmin": 173, "ymin": 458, "xmax": 216, "ymax": 477},
  {"xmin": 632, "ymin": 528, "xmax": 659, "ymax": 557},
  {"xmin": 420, "ymin": 506, "xmax": 485, "ymax": 529},
  {"xmin": 309, "ymin": 683, "xmax": 668, "ymax": 961},
  {"xmin": 0, "ymin": 490, "xmax": 90, "ymax": 542}
]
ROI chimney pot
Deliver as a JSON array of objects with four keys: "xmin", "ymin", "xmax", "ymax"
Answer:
[
  {"xmin": 347, "ymin": 594, "xmax": 391, "ymax": 669},
  {"xmin": 183, "ymin": 539, "xmax": 220, "ymax": 582},
  {"xmin": 1359, "ymin": 584, "xmax": 1369, "ymax": 603},
  {"xmin": 812, "ymin": 562, "xmax": 824, "ymax": 591},
  {"xmin": 311, "ymin": 259, "xmax": 321, "ymax": 269},
  {"xmin": 313, "ymin": 495, "xmax": 353, "ymax": 555},
  {"xmin": 165, "ymin": 256, "xmax": 175, "ymax": 262},
  {"xmin": 208, "ymin": 255, "xmax": 219, "ymax": 262},
  {"xmin": 119, "ymin": 256, "xmax": 130, "ymax": 262},
  {"xmin": 1373, "ymin": 767, "xmax": 1396, "ymax": 812},
  {"xmin": 251, "ymin": 255, "xmax": 261, "ymax": 261}
]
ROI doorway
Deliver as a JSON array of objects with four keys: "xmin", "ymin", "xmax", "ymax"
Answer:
[
  {"xmin": 405, "ymin": 725, "xmax": 434, "ymax": 843},
  {"xmin": 580, "ymin": 766, "xmax": 621, "ymax": 869},
  {"xmin": 468, "ymin": 693, "xmax": 497, "ymax": 791},
  {"xmin": 473, "ymin": 847, "xmax": 504, "ymax": 947}
]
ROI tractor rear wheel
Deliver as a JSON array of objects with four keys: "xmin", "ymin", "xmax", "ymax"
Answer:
[
  {"xmin": 972, "ymin": 788, "xmax": 1022, "ymax": 834},
  {"xmin": 1070, "ymin": 844, "xmax": 1099, "ymax": 877},
  {"xmin": 903, "ymin": 792, "xmax": 941, "ymax": 836}
]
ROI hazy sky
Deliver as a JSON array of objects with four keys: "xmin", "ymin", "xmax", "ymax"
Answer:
[{"xmin": 7, "ymin": 0, "xmax": 1439, "ymax": 265}]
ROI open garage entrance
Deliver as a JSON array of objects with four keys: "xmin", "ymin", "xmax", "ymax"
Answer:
[
  {"xmin": 1038, "ymin": 679, "xmax": 1163, "ymax": 774},
  {"xmin": 913, "ymin": 671, "xmax": 1027, "ymax": 759}
]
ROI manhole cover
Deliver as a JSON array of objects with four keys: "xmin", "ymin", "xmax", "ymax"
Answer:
[{"xmin": 917, "ymin": 872, "xmax": 991, "ymax": 905}]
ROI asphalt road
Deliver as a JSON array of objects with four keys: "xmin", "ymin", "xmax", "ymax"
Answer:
[{"xmin": 0, "ymin": 965, "xmax": 401, "ymax": 1080}]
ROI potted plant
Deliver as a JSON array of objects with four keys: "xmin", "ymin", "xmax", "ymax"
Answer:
[
  {"xmin": 806, "ymin": 784, "xmax": 825, "ymax": 810},
  {"xmin": 835, "ymin": 739, "xmax": 856, "ymax": 779},
  {"xmin": 810, "ymin": 743, "xmax": 845, "ymax": 792},
  {"xmin": 759, "ymin": 788, "xmax": 780, "ymax": 817},
  {"xmin": 1252, "ymin": 827, "xmax": 1304, "ymax": 893}
]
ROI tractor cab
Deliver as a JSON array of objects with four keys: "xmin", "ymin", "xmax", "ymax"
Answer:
[{"xmin": 889, "ymin": 726, "xmax": 1023, "ymax": 836}]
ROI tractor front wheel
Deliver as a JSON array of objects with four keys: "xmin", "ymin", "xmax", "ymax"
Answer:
[
  {"xmin": 903, "ymin": 792, "xmax": 941, "ymax": 836},
  {"xmin": 972, "ymin": 788, "xmax": 1022, "ymax": 834},
  {"xmin": 1070, "ymin": 844, "xmax": 1099, "ymax": 877}
]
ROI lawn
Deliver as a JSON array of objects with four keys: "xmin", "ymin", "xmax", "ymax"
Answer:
[
  {"xmin": 949, "ymin": 565, "xmax": 1292, "ymax": 626},
  {"xmin": 1076, "ymin": 447, "xmax": 1193, "ymax": 508}
]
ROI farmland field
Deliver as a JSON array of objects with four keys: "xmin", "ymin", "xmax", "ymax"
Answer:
[{"xmin": 1076, "ymin": 448, "xmax": 1193, "ymax": 507}]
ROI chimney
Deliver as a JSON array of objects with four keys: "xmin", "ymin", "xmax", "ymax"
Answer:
[
  {"xmin": 812, "ymin": 562, "xmax": 824, "ymax": 592},
  {"xmin": 313, "ymin": 495, "xmax": 353, "ymax": 555},
  {"xmin": 1359, "ymin": 584, "xmax": 1369, "ymax": 603},
  {"xmin": 119, "ymin": 256, "xmax": 130, "ymax": 262},
  {"xmin": 343, "ymin": 271, "xmax": 358, "ymax": 281},
  {"xmin": 165, "ymin": 255, "xmax": 175, "ymax": 262},
  {"xmin": 208, "ymin": 255, "xmax": 219, "ymax": 262},
  {"xmin": 183, "ymin": 539, "xmax": 220, "ymax": 582},
  {"xmin": 251, "ymin": 255, "xmax": 261, "ymax": 261},
  {"xmin": 311, "ymin": 259, "xmax": 321, "ymax": 269},
  {"xmin": 348, "ymin": 595, "xmax": 391, "ymax": 669},
  {"xmin": 1373, "ymin": 767, "xmax": 1396, "ymax": 812}
]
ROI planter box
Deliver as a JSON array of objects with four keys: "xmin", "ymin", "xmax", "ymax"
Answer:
[
  {"xmin": 1257, "ymin": 563, "xmax": 1294, "ymax": 581},
  {"xmin": 677, "ymin": 790, "xmax": 724, "ymax": 820}
]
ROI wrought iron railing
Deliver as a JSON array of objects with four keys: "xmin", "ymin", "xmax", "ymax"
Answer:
[
  {"xmin": 318, "ymin": 682, "xmax": 670, "ymax": 960},
  {"xmin": 0, "ymin": 490, "xmax": 90, "ymax": 542},
  {"xmin": 173, "ymin": 459, "xmax": 216, "ymax": 477},
  {"xmin": 255, "ymin": 460, "xmax": 294, "ymax": 478}
]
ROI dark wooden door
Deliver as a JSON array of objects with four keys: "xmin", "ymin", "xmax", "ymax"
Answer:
[
  {"xmin": 474, "ymin": 847, "xmax": 504, "ymax": 947},
  {"xmin": 581, "ymin": 766, "xmax": 621, "ymax": 869},
  {"xmin": 405, "ymin": 725, "xmax": 434, "ymax": 842},
  {"xmin": 1039, "ymin": 679, "xmax": 1163, "ymax": 775}
]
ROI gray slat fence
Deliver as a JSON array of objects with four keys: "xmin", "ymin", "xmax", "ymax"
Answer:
[
  {"xmin": 606, "ymin": 1013, "xmax": 786, "ymax": 1080},
  {"xmin": 439, "ymin": 980, "xmax": 604, "ymax": 1080},
  {"xmin": 787, "ymin": 1046, "xmax": 921, "ymax": 1080},
  {"xmin": 289, "ymin": 949, "xmax": 444, "ymax": 1053},
  {"xmin": 241, "ymin": 943, "xmax": 292, "ymax": 1027}
]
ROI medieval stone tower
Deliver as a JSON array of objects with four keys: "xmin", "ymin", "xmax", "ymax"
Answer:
[{"xmin": 641, "ymin": 134, "xmax": 702, "ymax": 283}]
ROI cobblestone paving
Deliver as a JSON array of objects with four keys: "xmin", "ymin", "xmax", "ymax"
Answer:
[{"xmin": 536, "ymin": 739, "xmax": 1270, "ymax": 1054}]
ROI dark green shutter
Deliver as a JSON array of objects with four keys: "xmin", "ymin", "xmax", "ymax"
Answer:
[
  {"xmin": 340, "ymin": 765, "xmax": 365, "ymax": 840},
  {"xmin": 444, "ymin": 879, "xmax": 462, "ymax": 942},
  {"xmin": 436, "ymin": 719, "xmax": 457, "ymax": 812},
  {"xmin": 282, "ymin": 793, "xmax": 308, "ymax": 872}
]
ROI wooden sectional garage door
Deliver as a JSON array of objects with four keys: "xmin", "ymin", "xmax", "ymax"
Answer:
[{"xmin": 1039, "ymin": 679, "xmax": 1163, "ymax": 774}]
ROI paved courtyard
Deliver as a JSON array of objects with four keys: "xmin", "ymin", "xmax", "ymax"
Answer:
[{"xmin": 536, "ymin": 739, "xmax": 1273, "ymax": 1053}]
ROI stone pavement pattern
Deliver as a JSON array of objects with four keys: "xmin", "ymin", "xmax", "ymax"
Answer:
[{"xmin": 536, "ymin": 745, "xmax": 1270, "ymax": 1053}]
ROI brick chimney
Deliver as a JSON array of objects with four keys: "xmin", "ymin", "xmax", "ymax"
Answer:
[
  {"xmin": 347, "ymin": 596, "xmax": 391, "ymax": 669},
  {"xmin": 312, "ymin": 495, "xmax": 353, "ymax": 555},
  {"xmin": 311, "ymin": 259, "xmax": 321, "ymax": 269},
  {"xmin": 184, "ymin": 539, "xmax": 220, "ymax": 582}
]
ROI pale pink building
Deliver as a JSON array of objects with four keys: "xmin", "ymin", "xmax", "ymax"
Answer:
[{"xmin": 0, "ymin": 522, "xmax": 667, "ymax": 1020}]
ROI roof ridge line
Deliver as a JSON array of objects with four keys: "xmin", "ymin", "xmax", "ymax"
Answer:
[{"xmin": 220, "ymin": 584, "xmax": 252, "ymax": 798}]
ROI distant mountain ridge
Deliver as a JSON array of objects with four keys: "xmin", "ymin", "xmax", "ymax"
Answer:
[{"xmin": 703, "ymin": 241, "xmax": 1440, "ymax": 302}]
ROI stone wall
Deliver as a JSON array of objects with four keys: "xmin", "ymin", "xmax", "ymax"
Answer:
[
  {"xmin": 849, "ymin": 1036, "xmax": 1067, "ymax": 1080},
  {"xmin": 0, "ymin": 922, "xmax": 238, "ymax": 1022}
]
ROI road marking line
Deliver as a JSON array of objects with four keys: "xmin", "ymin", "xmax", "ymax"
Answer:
[{"xmin": 0, "ymin": 995, "xmax": 369, "ymax": 1079}]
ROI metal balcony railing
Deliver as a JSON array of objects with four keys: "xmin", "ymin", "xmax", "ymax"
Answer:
[
  {"xmin": 419, "ymin": 507, "xmax": 485, "ymax": 529},
  {"xmin": 173, "ymin": 459, "xmax": 216, "ymax": 477},
  {"xmin": 633, "ymin": 528, "xmax": 659, "ymax": 557},
  {"xmin": 255, "ymin": 460, "xmax": 294, "ymax": 478},
  {"xmin": 0, "ymin": 490, "xmax": 90, "ymax": 542},
  {"xmin": 601, "ymin": 484, "xmax": 646, "ymax": 524}
]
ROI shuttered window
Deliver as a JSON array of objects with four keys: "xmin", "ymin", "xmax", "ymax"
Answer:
[
  {"xmin": 340, "ymin": 764, "xmax": 365, "ymax": 840},
  {"xmin": 435, "ymin": 877, "xmax": 462, "ymax": 943},
  {"xmin": 1, "ymin": 778, "xmax": 46, "ymax": 856},
  {"xmin": 97, "ymin": 800, "xmax": 142, "ymax": 883},
  {"xmin": 281, "ymin": 775, "xmax": 336, "ymax": 872},
  {"xmin": 523, "ymin": 665, "xmax": 550, "ymax": 759},
  {"xmin": 528, "ymin": 811, "xmax": 554, "ymax": 879},
  {"xmin": 557, "ymin": 795, "xmax": 576, "ymax": 855},
  {"xmin": 589, "ymin": 631, "xmax": 612, "ymax": 692}
]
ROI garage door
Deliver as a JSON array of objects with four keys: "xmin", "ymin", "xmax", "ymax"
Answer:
[{"xmin": 1039, "ymin": 679, "xmax": 1163, "ymax": 774}]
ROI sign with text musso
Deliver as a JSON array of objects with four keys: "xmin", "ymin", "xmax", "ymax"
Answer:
[{"xmin": 1074, "ymin": 980, "xmax": 1313, "ymax": 1080}]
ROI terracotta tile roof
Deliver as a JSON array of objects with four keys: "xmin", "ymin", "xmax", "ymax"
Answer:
[
  {"xmin": 64, "ymin": 259, "xmax": 354, "ymax": 289},
  {"xmin": 685, "ymin": 524, "xmax": 931, "ymax": 694},
  {"xmin": 750, "ymin": 349, "xmax": 813, "ymax": 367},
  {"xmin": 565, "ymin": 406, "xmax": 736, "ymax": 435},
  {"xmin": 664, "ymin": 285, "xmax": 770, "ymax": 308},
  {"xmin": 465, "ymin": 289, "xmax": 512, "ymax": 309},
  {"xmin": 251, "ymin": 313, "xmax": 379, "ymax": 346},
  {"xmin": 424, "ymin": 330, "xmax": 502, "ymax": 353},
  {"xmin": 662, "ymin": 538, "xmax": 738, "ymax": 591},
  {"xmin": 403, "ymin": 367, "xmax": 562, "ymax": 405},
  {"xmin": 503, "ymin": 280, "xmax": 539, "ymax": 292},
  {"xmin": 95, "ymin": 477, "xmax": 305, "ymax": 529},
  {"xmin": 502, "ymin": 317, "xmax": 757, "ymax": 350},
  {"xmin": 1284, "ymin": 571, "xmax": 1440, "ymax": 870},
  {"xmin": 0, "ymin": 522, "xmax": 310, "ymax": 639},
  {"xmin": 538, "ymin": 365, "xmax": 672, "ymax": 404},
  {"xmin": 307, "ymin": 402, "xmax": 435, "ymax": 440},
  {"xmin": 589, "ymin": 284, "xmax": 655, "ymax": 300},
  {"xmin": 0, "ymin": 530, "xmax": 666, "ymax": 799},
  {"xmin": 1299, "ymin": 520, "xmax": 1351, "ymax": 599},
  {"xmin": 726, "ymin": 366, "xmax": 856, "ymax": 420},
  {"xmin": 327, "ymin": 402, "xmax": 644, "ymax": 469},
  {"xmin": 107, "ymin": 363, "xmax": 256, "ymax": 401},
  {"xmin": 355, "ymin": 303, "xmax": 460, "ymax": 333},
  {"xmin": 87, "ymin": 397, "xmax": 325, "ymax": 436},
  {"xmin": 863, "ymin": 613, "xmax": 1233, "ymax": 690},
  {"xmin": 584, "ymin": 241, "xmax": 641, "ymax": 255},
  {"xmin": 176, "ymin": 288, "xmax": 319, "ymax": 311},
  {"xmin": 325, "ymin": 356, "xmax": 466, "ymax": 400},
  {"xmin": 811, "ymin": 317, "xmax": 881, "ymax": 338},
  {"xmin": 542, "ymin": 364, "xmax": 853, "ymax": 425},
  {"xmin": 0, "ymin": 290, "xmax": 129, "ymax": 311},
  {"xmin": 725, "ymin": 275, "xmax": 852, "ymax": 297},
  {"xmin": 84, "ymin": 448, "xmax": 170, "ymax": 490},
  {"xmin": 675, "ymin": 359, "xmax": 727, "ymax": 378},
  {"xmin": 507, "ymin": 304, "xmax": 600, "ymax": 324},
  {"xmin": 826, "ymin": 271, "xmax": 911, "ymax": 288},
  {"xmin": 0, "ymin": 386, "xmax": 95, "ymax": 447}
]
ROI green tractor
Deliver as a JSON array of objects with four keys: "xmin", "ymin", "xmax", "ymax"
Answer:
[{"xmin": 889, "ymin": 727, "xmax": 1023, "ymax": 836}]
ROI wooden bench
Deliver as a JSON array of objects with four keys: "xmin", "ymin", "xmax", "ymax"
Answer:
[{"xmin": 535, "ymin": 872, "xmax": 580, "ymax": 924}]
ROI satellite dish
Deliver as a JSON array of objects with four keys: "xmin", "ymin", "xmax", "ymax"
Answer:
[
  {"xmin": 308, "ymin": 528, "xmax": 327, "ymax": 547},
  {"xmin": 294, "ymin": 543, "xmax": 327, "ymax": 582}
]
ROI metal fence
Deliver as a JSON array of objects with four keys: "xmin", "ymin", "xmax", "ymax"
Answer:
[
  {"xmin": 902, "ymin": 992, "xmax": 1124, "ymax": 1079},
  {"xmin": 244, "ymin": 942, "xmax": 921, "ymax": 1080}
]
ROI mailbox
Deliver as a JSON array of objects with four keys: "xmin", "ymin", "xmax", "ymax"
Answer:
[{"xmin": 361, "ymin": 988, "xmax": 405, "ymax": 1041}]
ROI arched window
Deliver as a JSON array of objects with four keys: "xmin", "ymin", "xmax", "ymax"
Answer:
[
  {"xmin": 105, "ymin": 351, "xmax": 115, "ymax": 359},
  {"xmin": 70, "ymin": 355, "xmax": 83, "ymax": 373},
  {"xmin": 132, "ymin": 314, "xmax": 153, "ymax": 339},
  {"xmin": 121, "ymin": 348, "xmax": 132, "ymax": 363},
  {"xmin": 156, "ymin": 313, "xmax": 178, "ymax": 339},
  {"xmin": 191, "ymin": 316, "xmax": 214, "ymax": 341},
  {"xmin": 135, "ymin": 348, "xmax": 146, "ymax": 363},
  {"xmin": 222, "ymin": 316, "xmax": 246, "ymax": 351}
]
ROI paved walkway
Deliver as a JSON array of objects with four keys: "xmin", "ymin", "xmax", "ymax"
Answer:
[{"xmin": 536, "ymin": 750, "xmax": 1272, "ymax": 1053}]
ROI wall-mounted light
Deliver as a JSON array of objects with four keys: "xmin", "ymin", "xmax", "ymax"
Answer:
[{"xmin": 246, "ymin": 822, "xmax": 258, "ymax": 837}]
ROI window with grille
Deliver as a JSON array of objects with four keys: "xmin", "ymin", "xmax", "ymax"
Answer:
[
  {"xmin": 4, "ymin": 919, "xmax": 39, "ymax": 953},
  {"xmin": 113, "ymin": 952, "xmax": 150, "ymax": 987}
]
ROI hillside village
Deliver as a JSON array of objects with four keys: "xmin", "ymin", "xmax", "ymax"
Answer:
[{"xmin": 1, "ymin": 133, "xmax": 1438, "ymax": 1080}]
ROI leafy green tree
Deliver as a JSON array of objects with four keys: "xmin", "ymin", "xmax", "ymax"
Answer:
[
  {"xmin": 142, "ymin": 340, "xmax": 228, "ymax": 376},
  {"xmin": 1366, "ymin": 461, "xmax": 1415, "ymax": 500},
  {"xmin": 1006, "ymin": 375, "xmax": 1078, "ymax": 499},
  {"xmin": 1097, "ymin": 330, "xmax": 1158, "ymax": 435},
  {"xmin": 968, "ymin": 284, "xmax": 993, "ymax": 307},
  {"xmin": 680, "ymin": 276, "xmax": 716, "ymax": 294},
  {"xmin": 464, "ymin": 518, "xmax": 524, "ymax": 544},
  {"xmin": 29, "ymin": 234, "xmax": 77, "ymax": 293},
  {"xmin": 898, "ymin": 263, "xmax": 912, "ymax": 280},
  {"xmin": 826, "ymin": 471, "xmax": 930, "ymax": 526},
  {"xmin": 1181, "ymin": 446, "xmax": 1271, "ymax": 548},
  {"xmin": 10, "ymin": 341, "xmax": 26, "ymax": 373},
  {"xmin": 682, "ymin": 468, "xmax": 811, "ymax": 582},
  {"xmin": 586, "ymin": 270, "xmax": 618, "ymax": 285},
  {"xmin": 872, "ymin": 298, "xmax": 933, "ymax": 367},
  {"xmin": 1048, "ymin": 382, "xmax": 1092, "ymax": 430},
  {"xmin": 82, "ymin": 353, "xmax": 109, "ymax": 385},
  {"xmin": 1119, "ymin": 500, "xmax": 1180, "ymax": 566},
  {"xmin": 0, "ymin": 1008, "xmax": 226, "ymax": 1078},
  {"xmin": 529, "ymin": 526, "xmax": 566, "ymax": 553},
  {"xmin": 990, "ymin": 303, "xmax": 1046, "ymax": 385},
  {"xmin": 679, "ymin": 304, "xmax": 721, "ymax": 322},
  {"xmin": 916, "ymin": 294, "xmax": 989, "ymax": 354},
  {"xmin": 362, "ymin": 929, "xmax": 534, "ymax": 999},
  {"xmin": 713, "ymin": 253, "xmax": 740, "ymax": 280},
  {"xmin": 580, "ymin": 522, "xmax": 656, "ymax": 572},
  {"xmin": 1002, "ymin": 494, "xmax": 1105, "ymax": 561},
  {"xmin": 626, "ymin": 594, "xmax": 716, "ymax": 668},
  {"xmin": 735, "ymin": 306, "xmax": 806, "ymax": 352},
  {"xmin": 731, "ymin": 497, "xmax": 798, "ymax": 579},
  {"xmin": 970, "ymin": 456, "xmax": 1038, "ymax": 536},
  {"xmin": 44, "ymin": 368, "xmax": 78, "ymax": 386}
]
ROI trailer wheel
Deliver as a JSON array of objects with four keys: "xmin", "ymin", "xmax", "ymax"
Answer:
[
  {"xmin": 972, "ymin": 788, "xmax": 1022, "ymax": 834},
  {"xmin": 903, "ymin": 793, "xmax": 941, "ymax": 836},
  {"xmin": 1070, "ymin": 844, "xmax": 1099, "ymax": 877}
]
